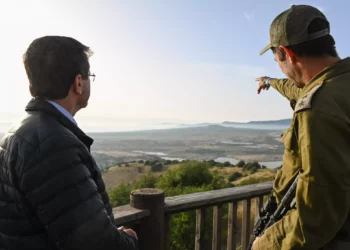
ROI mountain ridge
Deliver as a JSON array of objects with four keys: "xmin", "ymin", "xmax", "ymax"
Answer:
[{"xmin": 222, "ymin": 118, "xmax": 292, "ymax": 125}]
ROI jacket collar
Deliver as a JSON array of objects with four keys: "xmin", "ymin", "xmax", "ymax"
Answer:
[{"xmin": 25, "ymin": 98, "xmax": 94, "ymax": 150}]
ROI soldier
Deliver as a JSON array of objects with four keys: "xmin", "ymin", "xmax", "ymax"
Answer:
[{"xmin": 253, "ymin": 5, "xmax": 350, "ymax": 250}]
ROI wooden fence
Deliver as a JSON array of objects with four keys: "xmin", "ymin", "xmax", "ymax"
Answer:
[{"xmin": 113, "ymin": 181, "xmax": 273, "ymax": 250}]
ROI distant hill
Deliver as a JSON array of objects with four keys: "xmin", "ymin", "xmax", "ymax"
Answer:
[
  {"xmin": 220, "ymin": 118, "xmax": 291, "ymax": 131},
  {"xmin": 161, "ymin": 119, "xmax": 292, "ymax": 130},
  {"xmin": 222, "ymin": 118, "xmax": 292, "ymax": 126}
]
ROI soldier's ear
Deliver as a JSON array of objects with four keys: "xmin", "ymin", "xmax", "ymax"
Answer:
[{"xmin": 279, "ymin": 46, "xmax": 297, "ymax": 64}]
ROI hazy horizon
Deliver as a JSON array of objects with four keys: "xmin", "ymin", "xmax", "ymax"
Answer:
[
  {"xmin": 1, "ymin": 0, "xmax": 347, "ymax": 133},
  {"xmin": 0, "ymin": 115, "xmax": 291, "ymax": 133}
]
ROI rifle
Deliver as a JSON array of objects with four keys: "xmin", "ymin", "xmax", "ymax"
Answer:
[{"xmin": 247, "ymin": 170, "xmax": 301, "ymax": 250}]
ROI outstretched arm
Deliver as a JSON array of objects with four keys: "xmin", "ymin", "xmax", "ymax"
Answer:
[{"xmin": 256, "ymin": 77, "xmax": 301, "ymax": 101}]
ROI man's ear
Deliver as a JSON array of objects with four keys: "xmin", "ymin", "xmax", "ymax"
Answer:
[
  {"xmin": 72, "ymin": 74, "xmax": 84, "ymax": 95},
  {"xmin": 279, "ymin": 46, "xmax": 297, "ymax": 64}
]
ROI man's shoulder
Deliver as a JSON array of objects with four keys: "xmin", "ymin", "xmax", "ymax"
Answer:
[
  {"xmin": 294, "ymin": 84, "xmax": 323, "ymax": 113},
  {"xmin": 3, "ymin": 112, "xmax": 80, "ymax": 154},
  {"xmin": 294, "ymin": 80, "xmax": 350, "ymax": 131},
  {"xmin": 295, "ymin": 74, "xmax": 350, "ymax": 114}
]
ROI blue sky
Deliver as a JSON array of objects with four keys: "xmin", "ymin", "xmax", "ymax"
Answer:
[{"xmin": 0, "ymin": 0, "xmax": 348, "ymax": 132}]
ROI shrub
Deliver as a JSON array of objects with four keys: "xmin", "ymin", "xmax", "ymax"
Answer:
[
  {"xmin": 151, "ymin": 163, "xmax": 163, "ymax": 172},
  {"xmin": 107, "ymin": 183, "xmax": 132, "ymax": 207},
  {"xmin": 236, "ymin": 160, "xmax": 245, "ymax": 168},
  {"xmin": 133, "ymin": 172, "xmax": 159, "ymax": 189},
  {"xmin": 223, "ymin": 161, "xmax": 231, "ymax": 167},
  {"xmin": 228, "ymin": 172, "xmax": 243, "ymax": 182},
  {"xmin": 164, "ymin": 160, "xmax": 172, "ymax": 165}
]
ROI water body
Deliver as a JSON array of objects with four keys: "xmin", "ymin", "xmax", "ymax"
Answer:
[
  {"xmin": 219, "ymin": 141, "xmax": 254, "ymax": 145},
  {"xmin": 133, "ymin": 151, "xmax": 185, "ymax": 161},
  {"xmin": 133, "ymin": 151, "xmax": 282, "ymax": 168},
  {"xmin": 161, "ymin": 157, "xmax": 185, "ymax": 161},
  {"xmin": 221, "ymin": 124, "xmax": 288, "ymax": 131},
  {"xmin": 215, "ymin": 157, "xmax": 282, "ymax": 169},
  {"xmin": 133, "ymin": 151, "xmax": 167, "ymax": 156}
]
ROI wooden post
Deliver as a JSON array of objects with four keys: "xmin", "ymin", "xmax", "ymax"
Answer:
[
  {"xmin": 130, "ymin": 188, "xmax": 165, "ymax": 250},
  {"xmin": 164, "ymin": 213, "xmax": 171, "ymax": 250},
  {"xmin": 241, "ymin": 199, "xmax": 251, "ymax": 250},
  {"xmin": 212, "ymin": 205, "xmax": 223, "ymax": 250},
  {"xmin": 227, "ymin": 202, "xmax": 238, "ymax": 250},
  {"xmin": 255, "ymin": 196, "xmax": 264, "ymax": 224},
  {"xmin": 195, "ymin": 208, "xmax": 206, "ymax": 250}
]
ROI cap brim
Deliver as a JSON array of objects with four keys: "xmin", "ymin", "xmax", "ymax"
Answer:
[{"xmin": 260, "ymin": 43, "xmax": 272, "ymax": 56}]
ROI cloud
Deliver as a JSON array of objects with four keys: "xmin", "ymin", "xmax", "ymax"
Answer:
[{"xmin": 244, "ymin": 10, "xmax": 256, "ymax": 21}]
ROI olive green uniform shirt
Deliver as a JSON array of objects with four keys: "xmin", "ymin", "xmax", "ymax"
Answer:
[{"xmin": 255, "ymin": 57, "xmax": 350, "ymax": 250}]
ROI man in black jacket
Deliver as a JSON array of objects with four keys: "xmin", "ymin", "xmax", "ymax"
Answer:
[{"xmin": 0, "ymin": 36, "xmax": 138, "ymax": 250}]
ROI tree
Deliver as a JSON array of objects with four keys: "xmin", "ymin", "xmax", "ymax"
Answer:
[
  {"xmin": 223, "ymin": 161, "xmax": 231, "ymax": 167},
  {"xmin": 151, "ymin": 162, "xmax": 163, "ymax": 172},
  {"xmin": 249, "ymin": 166, "xmax": 259, "ymax": 174},
  {"xmin": 156, "ymin": 161, "xmax": 214, "ymax": 192},
  {"xmin": 236, "ymin": 160, "xmax": 245, "ymax": 168},
  {"xmin": 251, "ymin": 161, "xmax": 261, "ymax": 169},
  {"xmin": 243, "ymin": 161, "xmax": 261, "ymax": 171},
  {"xmin": 228, "ymin": 172, "xmax": 243, "ymax": 182},
  {"xmin": 211, "ymin": 174, "xmax": 229, "ymax": 190},
  {"xmin": 133, "ymin": 172, "xmax": 159, "ymax": 189},
  {"xmin": 107, "ymin": 183, "xmax": 132, "ymax": 207},
  {"xmin": 164, "ymin": 160, "xmax": 172, "ymax": 165},
  {"xmin": 207, "ymin": 159, "xmax": 216, "ymax": 167},
  {"xmin": 150, "ymin": 160, "xmax": 158, "ymax": 166}
]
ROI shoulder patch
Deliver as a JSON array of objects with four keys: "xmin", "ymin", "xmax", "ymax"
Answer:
[{"xmin": 294, "ymin": 83, "xmax": 324, "ymax": 113}]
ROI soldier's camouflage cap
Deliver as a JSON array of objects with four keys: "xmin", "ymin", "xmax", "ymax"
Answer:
[{"xmin": 260, "ymin": 5, "xmax": 330, "ymax": 55}]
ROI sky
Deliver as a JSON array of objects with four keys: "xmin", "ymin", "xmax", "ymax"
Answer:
[{"xmin": 0, "ymin": 0, "xmax": 349, "ymax": 132}]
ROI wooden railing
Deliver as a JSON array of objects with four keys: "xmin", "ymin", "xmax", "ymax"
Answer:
[{"xmin": 113, "ymin": 182, "xmax": 273, "ymax": 250}]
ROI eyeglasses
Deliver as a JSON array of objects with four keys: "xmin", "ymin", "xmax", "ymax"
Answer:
[{"xmin": 88, "ymin": 73, "xmax": 96, "ymax": 82}]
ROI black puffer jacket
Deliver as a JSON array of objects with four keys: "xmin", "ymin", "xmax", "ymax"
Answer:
[{"xmin": 0, "ymin": 98, "xmax": 138, "ymax": 250}]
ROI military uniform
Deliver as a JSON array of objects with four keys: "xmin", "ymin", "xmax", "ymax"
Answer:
[{"xmin": 255, "ymin": 58, "xmax": 350, "ymax": 249}]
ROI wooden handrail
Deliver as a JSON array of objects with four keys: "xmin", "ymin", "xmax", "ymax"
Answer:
[
  {"xmin": 113, "ymin": 205, "xmax": 150, "ymax": 225},
  {"xmin": 113, "ymin": 182, "xmax": 274, "ymax": 250},
  {"xmin": 164, "ymin": 182, "xmax": 273, "ymax": 213}
]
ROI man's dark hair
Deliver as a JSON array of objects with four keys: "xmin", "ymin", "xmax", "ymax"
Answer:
[
  {"xmin": 272, "ymin": 18, "xmax": 338, "ymax": 58},
  {"xmin": 23, "ymin": 36, "xmax": 93, "ymax": 99}
]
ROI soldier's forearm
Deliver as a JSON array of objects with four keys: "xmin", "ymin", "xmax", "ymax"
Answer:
[{"xmin": 268, "ymin": 78, "xmax": 301, "ymax": 101}]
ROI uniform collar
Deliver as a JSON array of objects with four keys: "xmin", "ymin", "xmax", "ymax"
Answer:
[{"xmin": 299, "ymin": 57, "xmax": 350, "ymax": 98}]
